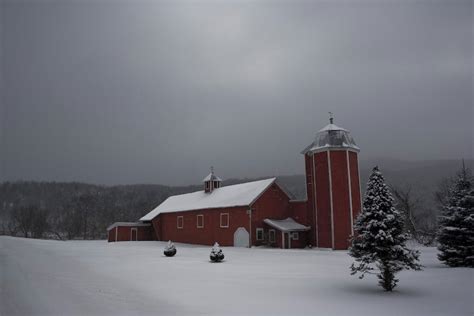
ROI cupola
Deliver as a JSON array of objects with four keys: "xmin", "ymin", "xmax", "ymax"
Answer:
[
  {"xmin": 301, "ymin": 113, "xmax": 359, "ymax": 154},
  {"xmin": 203, "ymin": 167, "xmax": 222, "ymax": 193}
]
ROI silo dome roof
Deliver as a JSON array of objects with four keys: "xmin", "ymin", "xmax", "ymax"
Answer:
[{"xmin": 301, "ymin": 122, "xmax": 359, "ymax": 154}]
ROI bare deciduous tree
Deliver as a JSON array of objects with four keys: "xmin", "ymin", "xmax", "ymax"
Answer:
[
  {"xmin": 392, "ymin": 185, "xmax": 436, "ymax": 244},
  {"xmin": 434, "ymin": 177, "xmax": 452, "ymax": 210},
  {"xmin": 31, "ymin": 208, "xmax": 50, "ymax": 239},
  {"xmin": 11, "ymin": 206, "xmax": 35, "ymax": 238}
]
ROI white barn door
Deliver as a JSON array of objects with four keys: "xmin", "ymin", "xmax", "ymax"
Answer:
[{"xmin": 233, "ymin": 227, "xmax": 249, "ymax": 247}]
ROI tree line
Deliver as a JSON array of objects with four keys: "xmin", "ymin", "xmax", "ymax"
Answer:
[{"xmin": 0, "ymin": 182, "xmax": 198, "ymax": 240}]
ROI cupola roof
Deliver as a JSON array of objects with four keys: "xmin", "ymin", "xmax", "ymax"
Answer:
[
  {"xmin": 202, "ymin": 169, "xmax": 222, "ymax": 182},
  {"xmin": 301, "ymin": 115, "xmax": 359, "ymax": 154}
]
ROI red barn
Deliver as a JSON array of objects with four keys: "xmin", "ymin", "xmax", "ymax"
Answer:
[
  {"xmin": 108, "ymin": 117, "xmax": 361, "ymax": 250},
  {"xmin": 140, "ymin": 177, "xmax": 310, "ymax": 248}
]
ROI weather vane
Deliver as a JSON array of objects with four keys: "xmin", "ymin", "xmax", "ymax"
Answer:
[{"xmin": 329, "ymin": 112, "xmax": 334, "ymax": 124}]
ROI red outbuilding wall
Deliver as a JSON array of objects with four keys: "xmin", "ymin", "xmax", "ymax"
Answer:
[
  {"xmin": 108, "ymin": 225, "xmax": 155, "ymax": 242},
  {"xmin": 275, "ymin": 230, "xmax": 308, "ymax": 249}
]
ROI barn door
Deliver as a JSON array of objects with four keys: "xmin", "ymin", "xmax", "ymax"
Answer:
[
  {"xmin": 282, "ymin": 232, "xmax": 290, "ymax": 249},
  {"xmin": 234, "ymin": 227, "xmax": 249, "ymax": 247},
  {"xmin": 131, "ymin": 228, "xmax": 138, "ymax": 241}
]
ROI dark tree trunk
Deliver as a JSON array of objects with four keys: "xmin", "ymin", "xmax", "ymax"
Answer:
[{"xmin": 380, "ymin": 263, "xmax": 396, "ymax": 291}]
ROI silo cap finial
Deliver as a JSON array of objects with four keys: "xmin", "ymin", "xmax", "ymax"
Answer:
[{"xmin": 329, "ymin": 112, "xmax": 334, "ymax": 124}]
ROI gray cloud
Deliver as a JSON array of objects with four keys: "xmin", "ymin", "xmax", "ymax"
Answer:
[{"xmin": 1, "ymin": 0, "xmax": 472, "ymax": 185}]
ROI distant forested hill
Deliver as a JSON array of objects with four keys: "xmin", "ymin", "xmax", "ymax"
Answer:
[{"xmin": 0, "ymin": 159, "xmax": 471, "ymax": 239}]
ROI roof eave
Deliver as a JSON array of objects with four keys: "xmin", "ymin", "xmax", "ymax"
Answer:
[
  {"xmin": 263, "ymin": 218, "xmax": 311, "ymax": 232},
  {"xmin": 107, "ymin": 222, "xmax": 151, "ymax": 231},
  {"xmin": 300, "ymin": 142, "xmax": 315, "ymax": 155},
  {"xmin": 141, "ymin": 203, "xmax": 252, "ymax": 221},
  {"xmin": 303, "ymin": 145, "xmax": 360, "ymax": 154}
]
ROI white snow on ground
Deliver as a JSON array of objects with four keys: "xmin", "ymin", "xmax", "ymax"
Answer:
[{"xmin": 1, "ymin": 236, "xmax": 472, "ymax": 316}]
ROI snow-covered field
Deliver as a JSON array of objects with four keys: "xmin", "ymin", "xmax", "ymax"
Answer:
[{"xmin": 1, "ymin": 237, "xmax": 472, "ymax": 316}]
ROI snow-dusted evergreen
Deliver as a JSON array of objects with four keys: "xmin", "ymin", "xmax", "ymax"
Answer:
[
  {"xmin": 164, "ymin": 240, "xmax": 177, "ymax": 257},
  {"xmin": 349, "ymin": 166, "xmax": 422, "ymax": 291},
  {"xmin": 437, "ymin": 166, "xmax": 474, "ymax": 267},
  {"xmin": 210, "ymin": 242, "xmax": 224, "ymax": 262}
]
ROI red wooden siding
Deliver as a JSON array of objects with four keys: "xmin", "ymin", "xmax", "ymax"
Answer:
[
  {"xmin": 251, "ymin": 183, "xmax": 291, "ymax": 246},
  {"xmin": 289, "ymin": 200, "xmax": 308, "ymax": 225},
  {"xmin": 153, "ymin": 206, "xmax": 250, "ymax": 247},
  {"xmin": 329, "ymin": 150, "xmax": 352, "ymax": 250},
  {"xmin": 349, "ymin": 151, "xmax": 362, "ymax": 225},
  {"xmin": 304, "ymin": 154, "xmax": 316, "ymax": 244},
  {"xmin": 314, "ymin": 151, "xmax": 331, "ymax": 248}
]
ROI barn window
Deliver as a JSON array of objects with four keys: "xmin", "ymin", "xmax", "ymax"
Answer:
[
  {"xmin": 177, "ymin": 216, "xmax": 184, "ymax": 229},
  {"xmin": 291, "ymin": 232, "xmax": 299, "ymax": 240},
  {"xmin": 197, "ymin": 214, "xmax": 204, "ymax": 228},
  {"xmin": 256, "ymin": 228, "xmax": 264, "ymax": 241},
  {"xmin": 220, "ymin": 213, "xmax": 229, "ymax": 228},
  {"xmin": 269, "ymin": 229, "xmax": 276, "ymax": 243}
]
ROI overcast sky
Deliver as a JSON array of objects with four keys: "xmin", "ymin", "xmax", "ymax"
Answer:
[{"xmin": 1, "ymin": 0, "xmax": 472, "ymax": 186}]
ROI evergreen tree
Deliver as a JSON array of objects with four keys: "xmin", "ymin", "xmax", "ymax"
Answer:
[
  {"xmin": 210, "ymin": 242, "xmax": 224, "ymax": 262},
  {"xmin": 164, "ymin": 240, "xmax": 177, "ymax": 257},
  {"xmin": 437, "ymin": 165, "xmax": 474, "ymax": 267},
  {"xmin": 349, "ymin": 166, "xmax": 422, "ymax": 291}
]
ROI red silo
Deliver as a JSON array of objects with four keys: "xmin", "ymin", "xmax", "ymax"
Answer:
[{"xmin": 301, "ymin": 115, "xmax": 361, "ymax": 250}]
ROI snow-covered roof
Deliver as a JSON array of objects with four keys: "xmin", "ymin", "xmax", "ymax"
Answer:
[
  {"xmin": 318, "ymin": 123, "xmax": 348, "ymax": 133},
  {"xmin": 106, "ymin": 222, "xmax": 151, "ymax": 231},
  {"xmin": 264, "ymin": 218, "xmax": 311, "ymax": 232},
  {"xmin": 202, "ymin": 172, "xmax": 222, "ymax": 182},
  {"xmin": 301, "ymin": 121, "xmax": 359, "ymax": 154},
  {"xmin": 140, "ymin": 178, "xmax": 276, "ymax": 221}
]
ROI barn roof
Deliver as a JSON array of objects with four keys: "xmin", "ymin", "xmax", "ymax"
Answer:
[
  {"xmin": 106, "ymin": 222, "xmax": 151, "ymax": 231},
  {"xmin": 263, "ymin": 218, "xmax": 311, "ymax": 232},
  {"xmin": 140, "ymin": 178, "xmax": 277, "ymax": 221}
]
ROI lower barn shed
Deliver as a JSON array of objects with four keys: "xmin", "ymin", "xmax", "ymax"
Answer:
[{"xmin": 107, "ymin": 222, "xmax": 155, "ymax": 242}]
